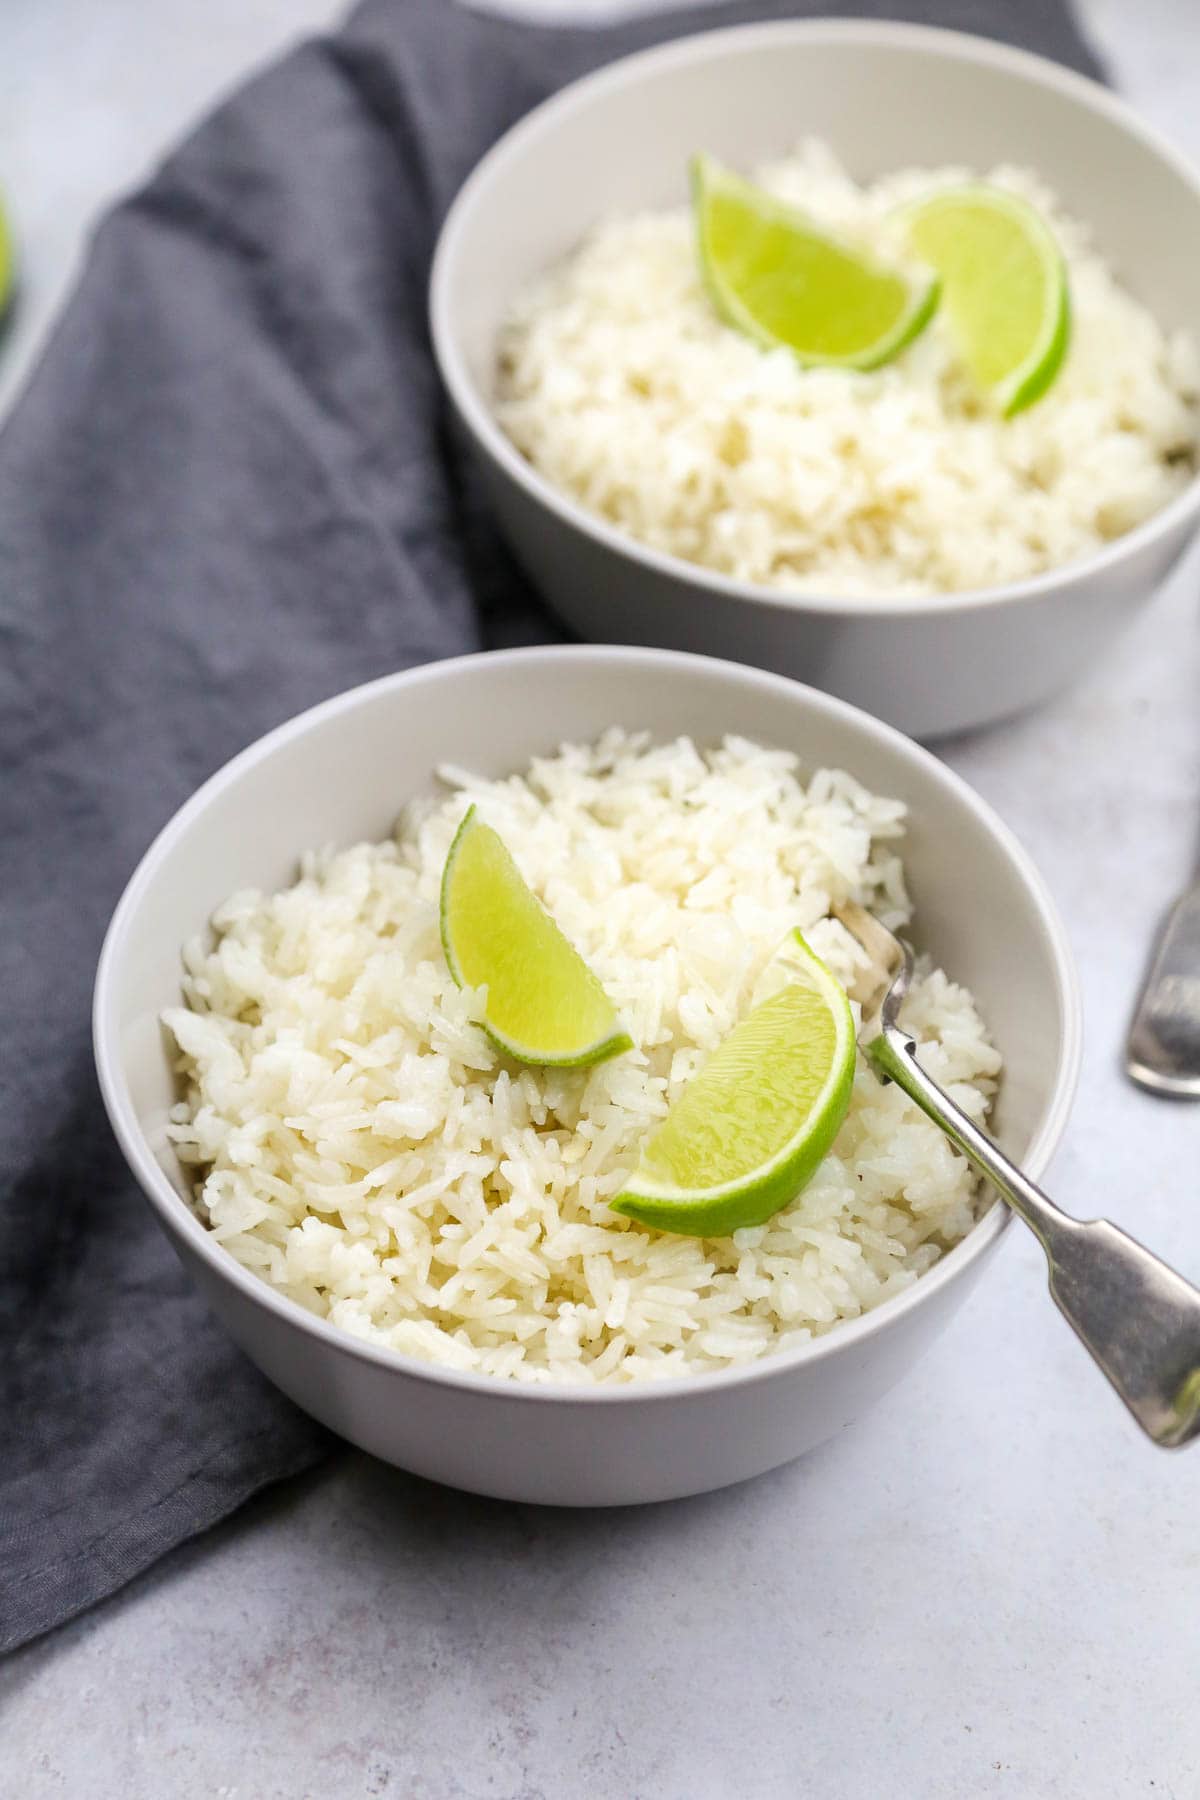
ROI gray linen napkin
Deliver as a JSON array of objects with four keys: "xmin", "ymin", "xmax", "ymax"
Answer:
[{"xmin": 0, "ymin": 0, "xmax": 1104, "ymax": 1653}]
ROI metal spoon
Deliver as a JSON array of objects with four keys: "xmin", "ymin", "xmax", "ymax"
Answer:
[
  {"xmin": 1126, "ymin": 877, "xmax": 1200, "ymax": 1097},
  {"xmin": 834, "ymin": 899, "xmax": 1200, "ymax": 1449}
]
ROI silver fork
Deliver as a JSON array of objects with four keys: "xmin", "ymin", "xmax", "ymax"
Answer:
[
  {"xmin": 835, "ymin": 899, "xmax": 1200, "ymax": 1449},
  {"xmin": 1126, "ymin": 876, "xmax": 1200, "ymax": 1096}
]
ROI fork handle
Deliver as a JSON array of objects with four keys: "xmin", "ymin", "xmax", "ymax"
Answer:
[{"xmin": 870, "ymin": 1022, "xmax": 1200, "ymax": 1448}]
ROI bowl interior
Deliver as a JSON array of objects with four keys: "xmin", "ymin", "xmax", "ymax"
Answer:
[
  {"xmin": 101, "ymin": 650, "xmax": 1076, "ymax": 1232},
  {"xmin": 437, "ymin": 22, "xmax": 1200, "ymax": 417}
]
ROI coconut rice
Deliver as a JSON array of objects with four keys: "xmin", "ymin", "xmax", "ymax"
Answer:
[
  {"xmin": 164, "ymin": 733, "xmax": 1001, "ymax": 1385},
  {"xmin": 495, "ymin": 142, "xmax": 1198, "ymax": 598}
]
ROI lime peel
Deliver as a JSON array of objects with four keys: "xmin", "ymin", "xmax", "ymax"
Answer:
[
  {"xmin": 439, "ymin": 805, "xmax": 632, "ymax": 1069},
  {"xmin": 612, "ymin": 929, "xmax": 856, "ymax": 1238},
  {"xmin": 692, "ymin": 153, "xmax": 939, "ymax": 372}
]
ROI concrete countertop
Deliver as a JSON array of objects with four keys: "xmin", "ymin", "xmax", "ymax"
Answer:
[{"xmin": 3, "ymin": 2, "xmax": 1199, "ymax": 1795}]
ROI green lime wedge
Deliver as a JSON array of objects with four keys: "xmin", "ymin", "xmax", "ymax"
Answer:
[
  {"xmin": 612, "ymin": 929, "xmax": 856, "ymax": 1238},
  {"xmin": 440, "ymin": 806, "xmax": 632, "ymax": 1068},
  {"xmin": 0, "ymin": 191, "xmax": 13, "ymax": 321},
  {"xmin": 692, "ymin": 153, "xmax": 939, "ymax": 371},
  {"xmin": 900, "ymin": 184, "xmax": 1069, "ymax": 415}
]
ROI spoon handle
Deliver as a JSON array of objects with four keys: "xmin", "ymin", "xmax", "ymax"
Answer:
[{"xmin": 869, "ymin": 1021, "xmax": 1200, "ymax": 1448}]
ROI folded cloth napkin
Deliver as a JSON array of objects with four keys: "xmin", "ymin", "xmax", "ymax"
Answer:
[{"xmin": 0, "ymin": 0, "xmax": 1103, "ymax": 1654}]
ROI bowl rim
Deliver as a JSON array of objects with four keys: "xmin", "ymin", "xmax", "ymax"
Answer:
[
  {"xmin": 94, "ymin": 644, "xmax": 1082, "ymax": 1408},
  {"xmin": 429, "ymin": 15, "xmax": 1200, "ymax": 622}
]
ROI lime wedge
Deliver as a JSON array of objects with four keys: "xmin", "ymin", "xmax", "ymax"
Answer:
[
  {"xmin": 0, "ymin": 191, "xmax": 13, "ymax": 321},
  {"xmin": 900, "ymin": 184, "xmax": 1069, "ymax": 415},
  {"xmin": 692, "ymin": 153, "xmax": 939, "ymax": 371},
  {"xmin": 440, "ymin": 806, "xmax": 632, "ymax": 1068},
  {"xmin": 612, "ymin": 930, "xmax": 856, "ymax": 1238}
]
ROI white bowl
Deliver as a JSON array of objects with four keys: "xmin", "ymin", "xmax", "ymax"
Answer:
[
  {"xmin": 94, "ymin": 646, "xmax": 1080, "ymax": 1505},
  {"xmin": 430, "ymin": 20, "xmax": 1200, "ymax": 739}
]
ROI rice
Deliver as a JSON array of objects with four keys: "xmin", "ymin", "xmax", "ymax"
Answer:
[
  {"xmin": 495, "ymin": 141, "xmax": 1198, "ymax": 598},
  {"xmin": 164, "ymin": 733, "xmax": 1001, "ymax": 1385}
]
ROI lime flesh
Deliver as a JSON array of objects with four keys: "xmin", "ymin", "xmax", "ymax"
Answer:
[
  {"xmin": 440, "ymin": 806, "xmax": 632, "ymax": 1068},
  {"xmin": 612, "ymin": 930, "xmax": 856, "ymax": 1238},
  {"xmin": 692, "ymin": 153, "xmax": 939, "ymax": 370},
  {"xmin": 901, "ymin": 184, "xmax": 1069, "ymax": 415}
]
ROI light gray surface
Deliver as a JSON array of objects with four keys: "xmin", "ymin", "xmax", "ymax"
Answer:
[{"xmin": 4, "ymin": 2, "xmax": 1200, "ymax": 1796}]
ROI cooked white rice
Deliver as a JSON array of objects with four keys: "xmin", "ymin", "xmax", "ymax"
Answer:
[
  {"xmin": 495, "ymin": 142, "xmax": 1198, "ymax": 597},
  {"xmin": 164, "ymin": 733, "xmax": 1000, "ymax": 1385}
]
